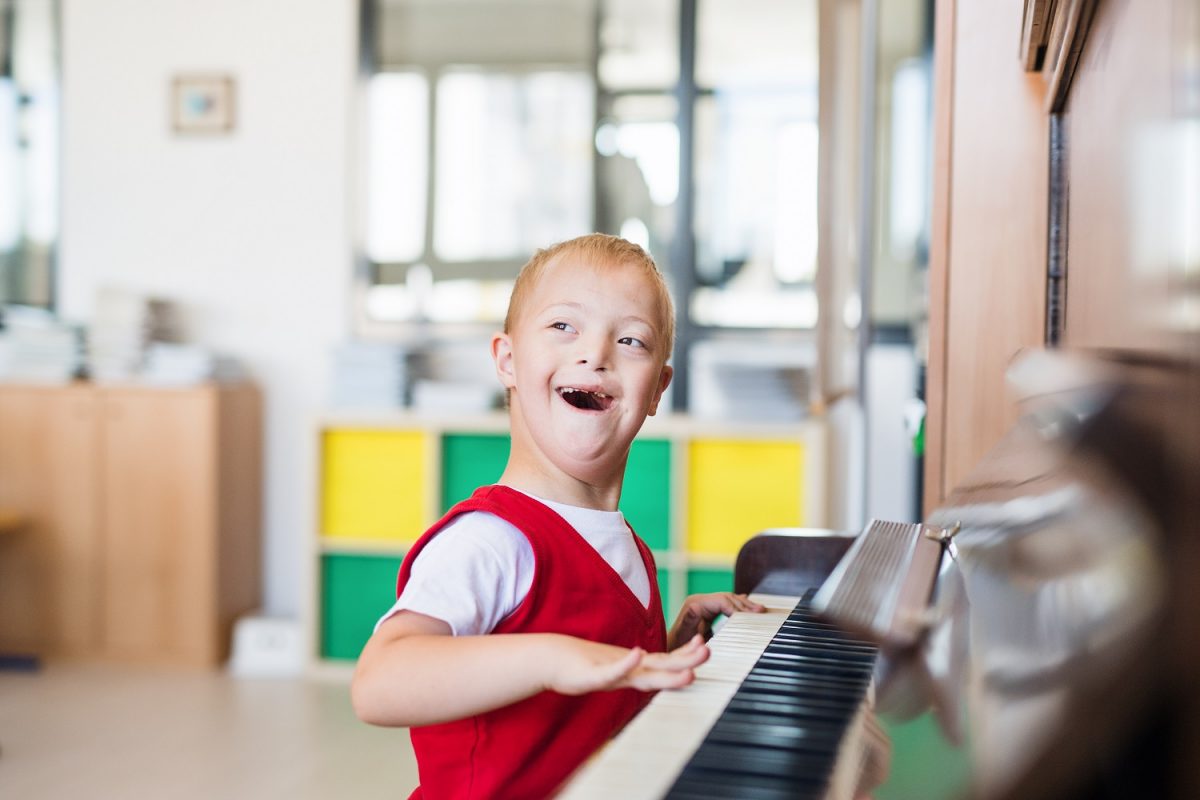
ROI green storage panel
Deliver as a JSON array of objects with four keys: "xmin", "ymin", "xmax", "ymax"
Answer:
[
  {"xmin": 321, "ymin": 553, "xmax": 406, "ymax": 660},
  {"xmin": 441, "ymin": 434, "xmax": 511, "ymax": 513},
  {"xmin": 621, "ymin": 439, "xmax": 671, "ymax": 550},
  {"xmin": 657, "ymin": 567, "xmax": 672, "ymax": 624},
  {"xmin": 877, "ymin": 712, "xmax": 971, "ymax": 800},
  {"xmin": 686, "ymin": 567, "xmax": 734, "ymax": 595}
]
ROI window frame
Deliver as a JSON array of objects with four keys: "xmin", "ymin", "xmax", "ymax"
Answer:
[{"xmin": 355, "ymin": 0, "xmax": 825, "ymax": 408}]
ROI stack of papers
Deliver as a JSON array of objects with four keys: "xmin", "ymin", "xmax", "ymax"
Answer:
[
  {"xmin": 141, "ymin": 343, "xmax": 242, "ymax": 386},
  {"xmin": 408, "ymin": 338, "xmax": 501, "ymax": 413},
  {"xmin": 0, "ymin": 306, "xmax": 83, "ymax": 384},
  {"xmin": 87, "ymin": 287, "xmax": 182, "ymax": 382},
  {"xmin": 689, "ymin": 337, "xmax": 815, "ymax": 422},
  {"xmin": 330, "ymin": 342, "xmax": 409, "ymax": 409},
  {"xmin": 411, "ymin": 379, "xmax": 500, "ymax": 414}
]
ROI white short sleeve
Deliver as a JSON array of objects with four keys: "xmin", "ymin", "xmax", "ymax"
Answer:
[
  {"xmin": 374, "ymin": 511, "xmax": 534, "ymax": 636},
  {"xmin": 373, "ymin": 488, "xmax": 651, "ymax": 637}
]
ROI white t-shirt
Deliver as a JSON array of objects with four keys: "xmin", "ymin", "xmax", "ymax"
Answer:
[{"xmin": 375, "ymin": 488, "xmax": 652, "ymax": 636}]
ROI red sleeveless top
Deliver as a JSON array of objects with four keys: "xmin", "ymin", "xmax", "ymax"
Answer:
[{"xmin": 396, "ymin": 485, "xmax": 667, "ymax": 800}]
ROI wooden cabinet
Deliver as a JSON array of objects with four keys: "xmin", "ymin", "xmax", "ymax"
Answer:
[
  {"xmin": 0, "ymin": 383, "xmax": 261, "ymax": 666},
  {"xmin": 0, "ymin": 385, "xmax": 101, "ymax": 657}
]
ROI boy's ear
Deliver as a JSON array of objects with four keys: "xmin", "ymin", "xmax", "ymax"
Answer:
[
  {"xmin": 647, "ymin": 364, "xmax": 673, "ymax": 416},
  {"xmin": 491, "ymin": 332, "xmax": 517, "ymax": 389}
]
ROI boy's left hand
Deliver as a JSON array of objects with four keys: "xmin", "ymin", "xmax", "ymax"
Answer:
[{"xmin": 667, "ymin": 592, "xmax": 765, "ymax": 649}]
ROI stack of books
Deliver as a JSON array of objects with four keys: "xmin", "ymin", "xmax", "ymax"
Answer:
[
  {"xmin": 330, "ymin": 342, "xmax": 410, "ymax": 409},
  {"xmin": 0, "ymin": 305, "xmax": 82, "ymax": 384},
  {"xmin": 87, "ymin": 288, "xmax": 183, "ymax": 383},
  {"xmin": 141, "ymin": 343, "xmax": 243, "ymax": 386},
  {"xmin": 688, "ymin": 336, "xmax": 815, "ymax": 422},
  {"xmin": 408, "ymin": 338, "xmax": 502, "ymax": 413}
]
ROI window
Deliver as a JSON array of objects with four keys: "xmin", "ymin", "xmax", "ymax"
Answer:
[
  {"xmin": 359, "ymin": 0, "xmax": 824, "ymax": 409},
  {"xmin": 365, "ymin": 72, "xmax": 428, "ymax": 265},
  {"xmin": 361, "ymin": 0, "xmax": 594, "ymax": 327},
  {"xmin": 689, "ymin": 0, "xmax": 820, "ymax": 329},
  {"xmin": 433, "ymin": 70, "xmax": 593, "ymax": 265},
  {"xmin": 0, "ymin": 0, "xmax": 59, "ymax": 308},
  {"xmin": 692, "ymin": 96, "xmax": 819, "ymax": 328}
]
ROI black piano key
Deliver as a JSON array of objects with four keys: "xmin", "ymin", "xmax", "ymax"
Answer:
[
  {"xmin": 752, "ymin": 643, "xmax": 873, "ymax": 663},
  {"xmin": 742, "ymin": 673, "xmax": 862, "ymax": 693},
  {"xmin": 688, "ymin": 742, "xmax": 834, "ymax": 781},
  {"xmin": 669, "ymin": 769, "xmax": 827, "ymax": 800},
  {"xmin": 773, "ymin": 634, "xmax": 869, "ymax": 653},
  {"xmin": 737, "ymin": 669, "xmax": 869, "ymax": 693},
  {"xmin": 765, "ymin": 637, "xmax": 876, "ymax": 656},
  {"xmin": 734, "ymin": 682, "xmax": 864, "ymax": 705},
  {"xmin": 703, "ymin": 719, "xmax": 845, "ymax": 755},
  {"xmin": 751, "ymin": 655, "xmax": 871, "ymax": 677},
  {"xmin": 722, "ymin": 698, "xmax": 861, "ymax": 725},
  {"xmin": 666, "ymin": 782, "xmax": 802, "ymax": 800},
  {"xmin": 664, "ymin": 593, "xmax": 878, "ymax": 800}
]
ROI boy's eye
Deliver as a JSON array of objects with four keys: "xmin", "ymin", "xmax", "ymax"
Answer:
[
  {"xmin": 551, "ymin": 321, "xmax": 577, "ymax": 333},
  {"xmin": 618, "ymin": 336, "xmax": 646, "ymax": 349}
]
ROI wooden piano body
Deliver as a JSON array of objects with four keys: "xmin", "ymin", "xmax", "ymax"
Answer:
[{"xmin": 559, "ymin": 354, "xmax": 1197, "ymax": 799}]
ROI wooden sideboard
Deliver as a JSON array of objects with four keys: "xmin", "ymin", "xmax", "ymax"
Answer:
[{"xmin": 0, "ymin": 382, "xmax": 261, "ymax": 666}]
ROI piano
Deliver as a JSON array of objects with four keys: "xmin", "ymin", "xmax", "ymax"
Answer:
[{"xmin": 560, "ymin": 352, "xmax": 1199, "ymax": 799}]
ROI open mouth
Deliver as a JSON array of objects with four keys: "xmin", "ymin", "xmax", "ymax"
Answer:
[{"xmin": 557, "ymin": 387, "xmax": 614, "ymax": 412}]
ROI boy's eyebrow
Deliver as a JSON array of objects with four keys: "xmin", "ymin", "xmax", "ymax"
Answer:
[
  {"xmin": 616, "ymin": 314, "xmax": 657, "ymax": 331},
  {"xmin": 538, "ymin": 303, "xmax": 661, "ymax": 333},
  {"xmin": 540, "ymin": 302, "xmax": 585, "ymax": 314}
]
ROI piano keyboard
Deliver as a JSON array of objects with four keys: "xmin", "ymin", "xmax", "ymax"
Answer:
[{"xmin": 558, "ymin": 592, "xmax": 878, "ymax": 800}]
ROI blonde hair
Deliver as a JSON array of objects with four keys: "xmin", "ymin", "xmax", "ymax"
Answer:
[{"xmin": 504, "ymin": 233, "xmax": 676, "ymax": 359}]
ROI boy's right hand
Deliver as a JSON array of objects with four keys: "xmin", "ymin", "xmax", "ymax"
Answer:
[{"xmin": 545, "ymin": 633, "xmax": 710, "ymax": 696}]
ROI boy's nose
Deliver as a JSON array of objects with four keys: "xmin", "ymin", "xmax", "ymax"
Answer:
[
  {"xmin": 576, "ymin": 354, "xmax": 607, "ymax": 370},
  {"xmin": 576, "ymin": 336, "xmax": 612, "ymax": 369}
]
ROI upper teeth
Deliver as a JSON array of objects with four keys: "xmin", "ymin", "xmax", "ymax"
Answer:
[{"xmin": 562, "ymin": 388, "xmax": 609, "ymax": 398}]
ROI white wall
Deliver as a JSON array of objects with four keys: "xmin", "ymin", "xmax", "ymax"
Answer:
[{"xmin": 60, "ymin": 0, "xmax": 358, "ymax": 617}]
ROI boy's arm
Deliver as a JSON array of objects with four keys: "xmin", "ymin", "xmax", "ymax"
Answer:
[{"xmin": 352, "ymin": 609, "xmax": 710, "ymax": 728}]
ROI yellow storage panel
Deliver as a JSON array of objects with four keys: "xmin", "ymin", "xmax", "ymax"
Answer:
[
  {"xmin": 322, "ymin": 430, "xmax": 429, "ymax": 541},
  {"xmin": 687, "ymin": 439, "xmax": 804, "ymax": 557}
]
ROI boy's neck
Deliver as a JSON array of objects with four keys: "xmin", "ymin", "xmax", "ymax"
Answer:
[
  {"xmin": 498, "ymin": 409, "xmax": 627, "ymax": 511},
  {"xmin": 497, "ymin": 456, "xmax": 624, "ymax": 512}
]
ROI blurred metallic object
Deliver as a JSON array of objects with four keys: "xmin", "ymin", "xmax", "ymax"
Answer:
[{"xmin": 846, "ymin": 349, "xmax": 1198, "ymax": 798}]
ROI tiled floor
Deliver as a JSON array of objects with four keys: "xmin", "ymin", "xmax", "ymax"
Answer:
[{"xmin": 0, "ymin": 662, "xmax": 418, "ymax": 799}]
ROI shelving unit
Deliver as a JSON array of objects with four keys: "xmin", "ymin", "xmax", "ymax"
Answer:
[{"xmin": 309, "ymin": 411, "xmax": 826, "ymax": 665}]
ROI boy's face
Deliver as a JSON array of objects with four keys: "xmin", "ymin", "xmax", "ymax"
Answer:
[{"xmin": 492, "ymin": 257, "xmax": 673, "ymax": 482}]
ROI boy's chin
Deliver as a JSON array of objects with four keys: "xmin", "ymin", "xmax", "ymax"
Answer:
[
  {"xmin": 554, "ymin": 432, "xmax": 617, "ymax": 462},
  {"xmin": 542, "ymin": 431, "xmax": 629, "ymax": 476}
]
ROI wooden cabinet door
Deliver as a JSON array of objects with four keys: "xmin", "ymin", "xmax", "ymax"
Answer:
[
  {"xmin": 99, "ymin": 388, "xmax": 218, "ymax": 664},
  {"xmin": 0, "ymin": 385, "xmax": 101, "ymax": 656}
]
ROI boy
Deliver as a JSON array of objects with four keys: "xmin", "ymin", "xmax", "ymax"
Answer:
[{"xmin": 352, "ymin": 234, "xmax": 763, "ymax": 799}]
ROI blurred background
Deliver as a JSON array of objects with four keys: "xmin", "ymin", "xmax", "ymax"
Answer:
[
  {"xmin": 0, "ymin": 0, "xmax": 937, "ymax": 641},
  {"xmin": 0, "ymin": 0, "xmax": 1196, "ymax": 798}
]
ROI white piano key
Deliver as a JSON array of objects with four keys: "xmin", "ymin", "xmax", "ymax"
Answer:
[{"xmin": 556, "ymin": 594, "xmax": 801, "ymax": 800}]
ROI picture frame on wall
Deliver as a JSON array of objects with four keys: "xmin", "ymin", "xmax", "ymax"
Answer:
[{"xmin": 171, "ymin": 74, "xmax": 236, "ymax": 134}]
